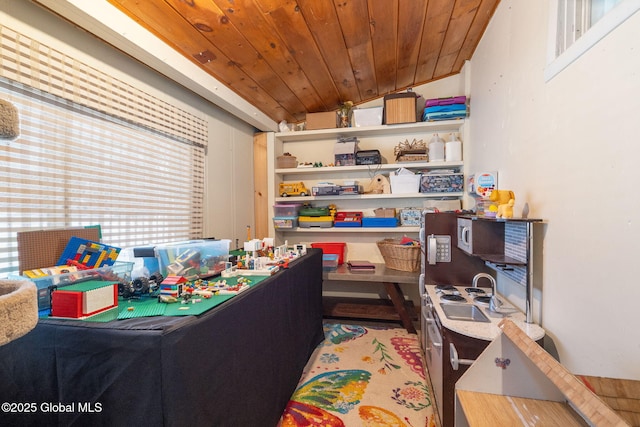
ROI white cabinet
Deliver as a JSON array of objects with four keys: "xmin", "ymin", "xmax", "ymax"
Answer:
[{"xmin": 266, "ymin": 120, "xmax": 467, "ymax": 262}]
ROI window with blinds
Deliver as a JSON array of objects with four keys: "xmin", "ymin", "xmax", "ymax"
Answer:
[{"xmin": 0, "ymin": 26, "xmax": 206, "ymax": 277}]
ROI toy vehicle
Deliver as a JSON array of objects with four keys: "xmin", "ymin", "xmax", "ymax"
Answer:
[
  {"xmin": 279, "ymin": 182, "xmax": 309, "ymax": 197},
  {"xmin": 117, "ymin": 273, "xmax": 163, "ymax": 299}
]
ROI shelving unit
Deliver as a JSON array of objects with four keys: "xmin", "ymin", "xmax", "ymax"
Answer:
[
  {"xmin": 266, "ymin": 120, "xmax": 467, "ymax": 262},
  {"xmin": 274, "ymin": 189, "xmax": 464, "ymax": 204}
]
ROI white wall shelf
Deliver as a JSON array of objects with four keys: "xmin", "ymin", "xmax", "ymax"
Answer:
[
  {"xmin": 274, "ymin": 119, "xmax": 465, "ymax": 142},
  {"xmin": 276, "ymin": 161, "xmax": 463, "ymax": 176},
  {"xmin": 267, "ymin": 119, "xmax": 467, "ymax": 262},
  {"xmin": 280, "ymin": 226, "xmax": 421, "ymax": 233},
  {"xmin": 275, "ymin": 192, "xmax": 463, "ymax": 203}
]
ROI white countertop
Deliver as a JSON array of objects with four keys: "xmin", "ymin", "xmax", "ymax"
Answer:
[{"xmin": 425, "ymin": 285, "xmax": 545, "ymax": 342}]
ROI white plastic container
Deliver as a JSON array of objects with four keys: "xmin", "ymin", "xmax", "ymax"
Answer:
[
  {"xmin": 445, "ymin": 133, "xmax": 462, "ymax": 162},
  {"xmin": 390, "ymin": 174, "xmax": 421, "ymax": 194},
  {"xmin": 155, "ymin": 239, "xmax": 230, "ymax": 279},
  {"xmin": 428, "ymin": 134, "xmax": 445, "ymax": 162}
]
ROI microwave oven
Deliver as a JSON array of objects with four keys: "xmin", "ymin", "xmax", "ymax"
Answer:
[{"xmin": 457, "ymin": 217, "xmax": 504, "ymax": 255}]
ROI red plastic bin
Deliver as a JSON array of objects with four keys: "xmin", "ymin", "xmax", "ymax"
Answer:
[{"xmin": 311, "ymin": 242, "xmax": 346, "ymax": 265}]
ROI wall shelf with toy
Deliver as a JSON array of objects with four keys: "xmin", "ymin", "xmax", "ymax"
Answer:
[
  {"xmin": 266, "ymin": 119, "xmax": 468, "ymax": 267},
  {"xmin": 274, "ymin": 191, "xmax": 464, "ymax": 203},
  {"xmin": 275, "ymin": 160, "xmax": 463, "ymax": 175}
]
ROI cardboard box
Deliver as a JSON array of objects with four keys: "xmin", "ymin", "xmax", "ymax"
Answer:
[
  {"xmin": 334, "ymin": 139, "xmax": 357, "ymax": 166},
  {"xmin": 384, "ymin": 93, "xmax": 418, "ymax": 124},
  {"xmin": 306, "ymin": 111, "xmax": 337, "ymax": 130},
  {"xmin": 423, "ymin": 199, "xmax": 461, "ymax": 212},
  {"xmin": 276, "ymin": 155, "xmax": 298, "ymax": 168},
  {"xmin": 374, "ymin": 208, "xmax": 396, "ymax": 218}
]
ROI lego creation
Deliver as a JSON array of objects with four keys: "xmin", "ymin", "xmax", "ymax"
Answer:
[
  {"xmin": 50, "ymin": 280, "xmax": 118, "ymax": 319},
  {"xmin": 57, "ymin": 237, "xmax": 120, "ymax": 269}
]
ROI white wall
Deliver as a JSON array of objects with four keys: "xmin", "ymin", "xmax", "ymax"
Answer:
[
  {"xmin": 469, "ymin": 0, "xmax": 640, "ymax": 380},
  {"xmin": 203, "ymin": 115, "xmax": 255, "ymax": 246},
  {"xmin": 0, "ymin": 0, "xmax": 255, "ymax": 248}
]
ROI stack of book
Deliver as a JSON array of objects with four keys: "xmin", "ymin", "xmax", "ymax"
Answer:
[{"xmin": 347, "ymin": 260, "xmax": 376, "ymax": 272}]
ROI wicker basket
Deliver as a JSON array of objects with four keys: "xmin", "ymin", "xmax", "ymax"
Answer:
[
  {"xmin": 277, "ymin": 155, "xmax": 298, "ymax": 169},
  {"xmin": 376, "ymin": 239, "xmax": 421, "ymax": 272}
]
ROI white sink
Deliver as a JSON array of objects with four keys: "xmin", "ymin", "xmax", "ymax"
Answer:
[{"xmin": 439, "ymin": 303, "xmax": 490, "ymax": 323}]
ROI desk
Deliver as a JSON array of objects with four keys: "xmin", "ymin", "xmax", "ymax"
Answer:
[
  {"xmin": 323, "ymin": 263, "xmax": 419, "ymax": 333},
  {"xmin": 0, "ymin": 249, "xmax": 324, "ymax": 427}
]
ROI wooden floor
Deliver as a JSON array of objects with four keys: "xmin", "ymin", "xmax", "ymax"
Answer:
[{"xmin": 577, "ymin": 375, "xmax": 640, "ymax": 426}]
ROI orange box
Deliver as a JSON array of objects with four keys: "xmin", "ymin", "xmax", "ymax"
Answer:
[{"xmin": 306, "ymin": 111, "xmax": 337, "ymax": 130}]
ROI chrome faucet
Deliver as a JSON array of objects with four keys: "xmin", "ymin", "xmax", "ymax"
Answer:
[{"xmin": 472, "ymin": 273, "xmax": 503, "ymax": 312}]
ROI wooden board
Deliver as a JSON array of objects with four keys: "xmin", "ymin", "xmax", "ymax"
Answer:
[
  {"xmin": 456, "ymin": 390, "xmax": 589, "ymax": 426},
  {"xmin": 578, "ymin": 375, "xmax": 640, "ymax": 426},
  {"xmin": 253, "ymin": 132, "xmax": 269, "ymax": 240},
  {"xmin": 455, "ymin": 320, "xmax": 630, "ymax": 427},
  {"xmin": 17, "ymin": 227, "xmax": 101, "ymax": 274}
]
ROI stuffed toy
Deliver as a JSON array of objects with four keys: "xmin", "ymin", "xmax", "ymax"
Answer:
[
  {"xmin": 489, "ymin": 189, "xmax": 515, "ymax": 205},
  {"xmin": 363, "ymin": 174, "xmax": 391, "ymax": 194},
  {"xmin": 490, "ymin": 189, "xmax": 516, "ymax": 219},
  {"xmin": 497, "ymin": 199, "xmax": 515, "ymax": 219}
]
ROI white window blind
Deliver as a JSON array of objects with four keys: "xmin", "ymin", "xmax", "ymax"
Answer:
[{"xmin": 0, "ymin": 26, "xmax": 206, "ymax": 277}]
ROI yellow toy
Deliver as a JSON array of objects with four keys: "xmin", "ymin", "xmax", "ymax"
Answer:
[
  {"xmin": 497, "ymin": 199, "xmax": 515, "ymax": 218},
  {"xmin": 490, "ymin": 189, "xmax": 515, "ymax": 219}
]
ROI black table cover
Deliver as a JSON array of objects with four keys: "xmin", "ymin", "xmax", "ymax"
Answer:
[{"xmin": 0, "ymin": 249, "xmax": 324, "ymax": 427}]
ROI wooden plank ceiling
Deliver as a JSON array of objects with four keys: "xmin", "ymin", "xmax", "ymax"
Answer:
[{"xmin": 107, "ymin": 0, "xmax": 499, "ymax": 124}]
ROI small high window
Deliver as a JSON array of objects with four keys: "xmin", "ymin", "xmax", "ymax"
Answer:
[{"xmin": 545, "ymin": 0, "xmax": 639, "ymax": 81}]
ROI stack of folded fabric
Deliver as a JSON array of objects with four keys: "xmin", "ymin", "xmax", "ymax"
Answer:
[{"xmin": 422, "ymin": 95, "xmax": 468, "ymax": 121}]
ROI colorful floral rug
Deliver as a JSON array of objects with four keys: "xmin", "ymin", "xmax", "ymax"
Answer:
[{"xmin": 279, "ymin": 323, "xmax": 436, "ymax": 427}]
